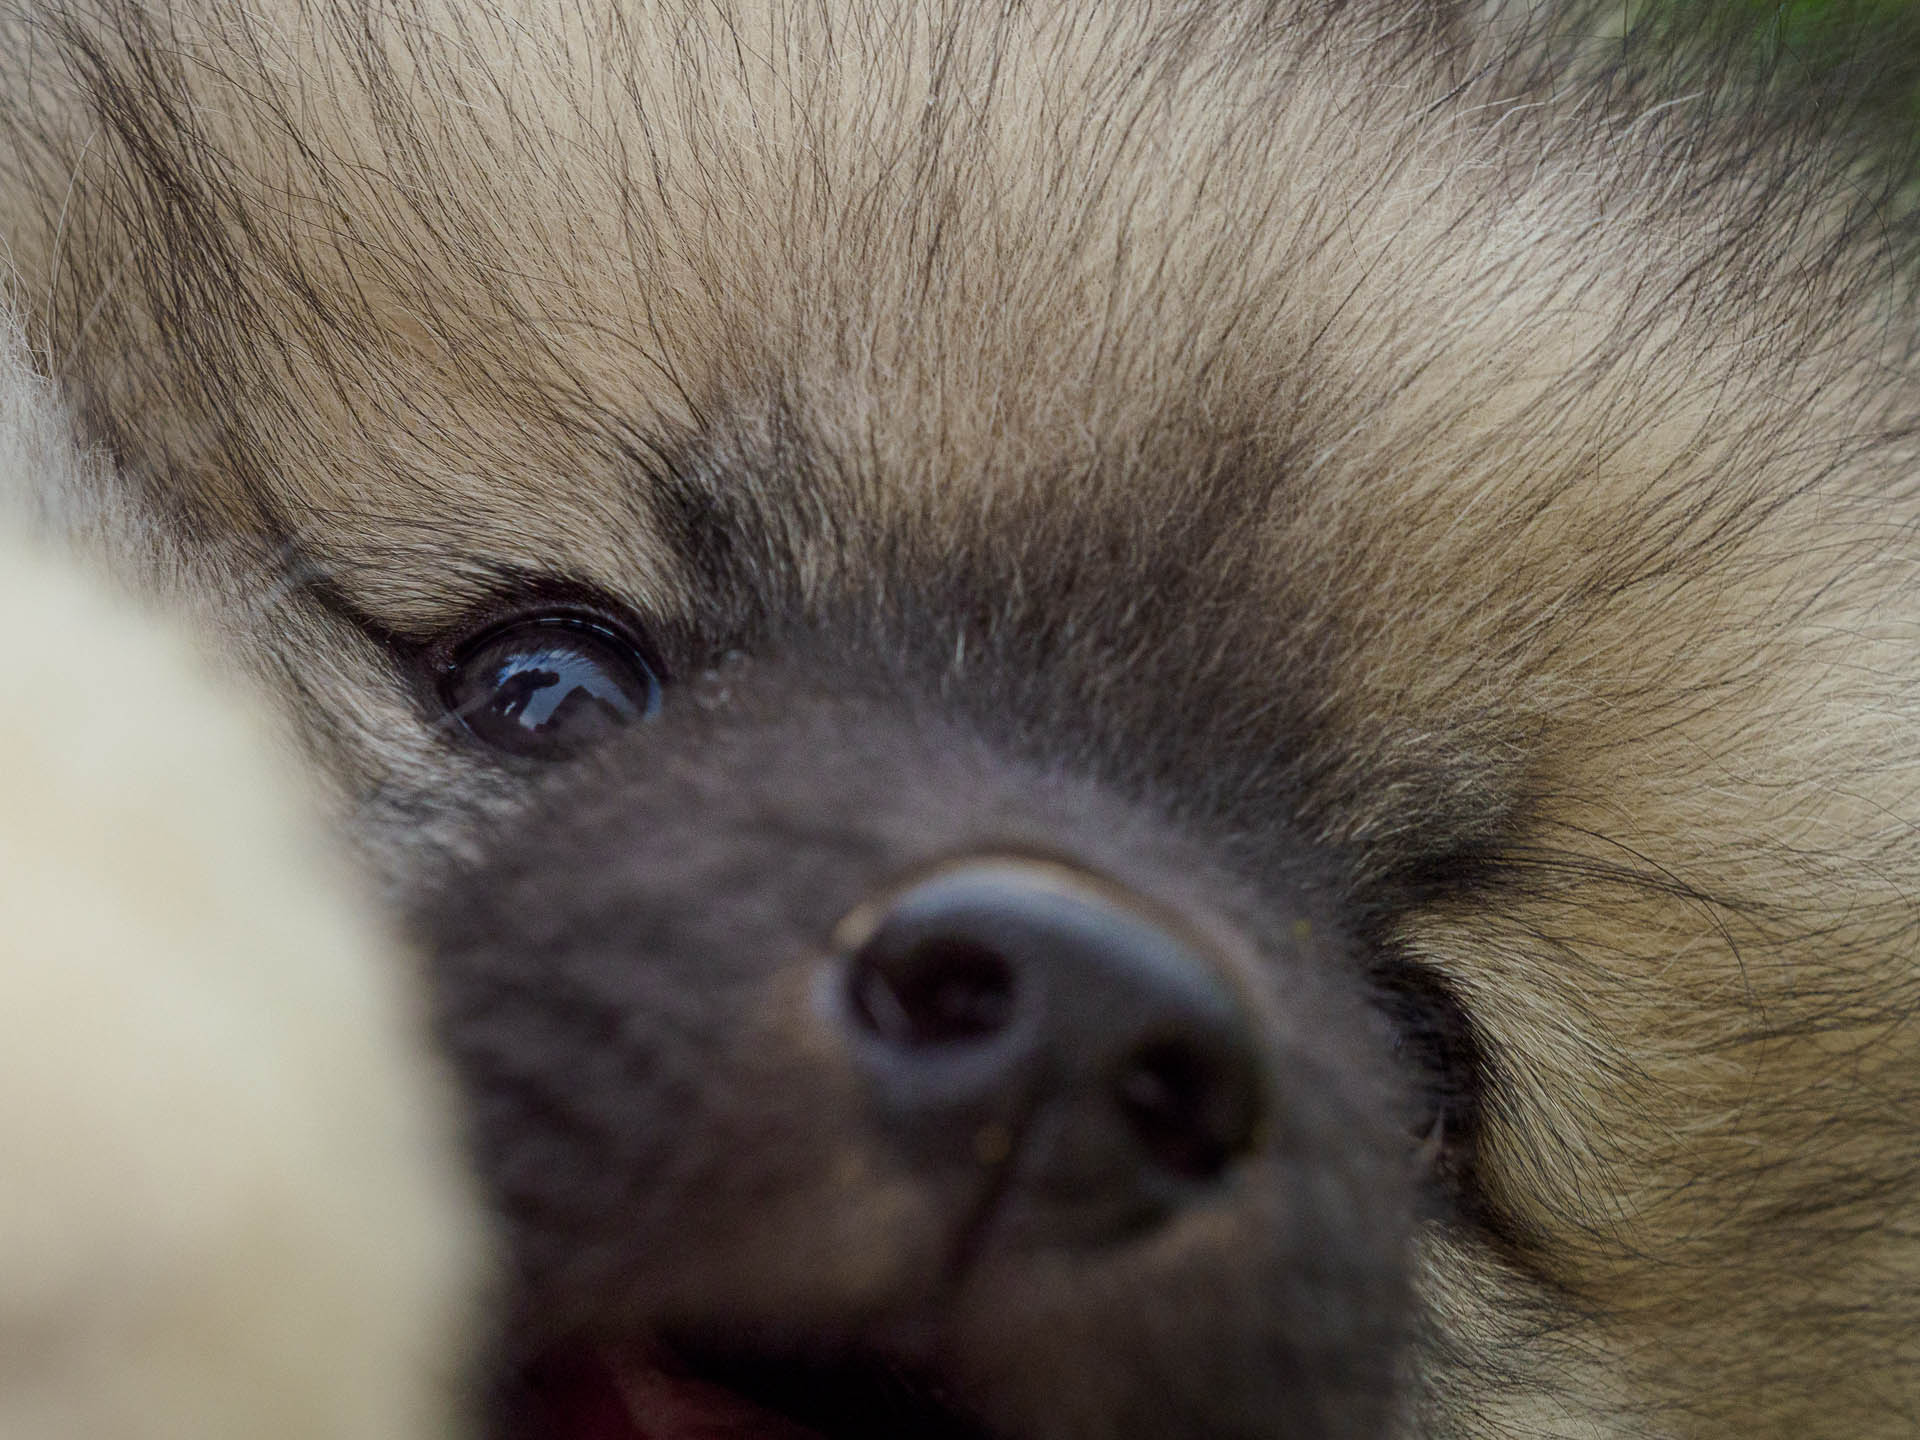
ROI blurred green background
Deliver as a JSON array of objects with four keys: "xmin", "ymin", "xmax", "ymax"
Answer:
[
  {"xmin": 1586, "ymin": 0, "xmax": 1920, "ymax": 224},
  {"xmin": 1649, "ymin": 1, "xmax": 1920, "ymax": 148}
]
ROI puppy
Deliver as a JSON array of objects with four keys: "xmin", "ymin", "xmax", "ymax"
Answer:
[{"xmin": 3, "ymin": 2, "xmax": 1917, "ymax": 1436}]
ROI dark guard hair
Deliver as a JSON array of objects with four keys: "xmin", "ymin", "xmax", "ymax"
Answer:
[{"xmin": 3, "ymin": 0, "xmax": 1920, "ymax": 1436}]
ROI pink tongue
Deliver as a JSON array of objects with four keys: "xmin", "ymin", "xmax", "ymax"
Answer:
[
  {"xmin": 615, "ymin": 1362, "xmax": 827, "ymax": 1440},
  {"xmin": 528, "ymin": 1348, "xmax": 825, "ymax": 1440}
]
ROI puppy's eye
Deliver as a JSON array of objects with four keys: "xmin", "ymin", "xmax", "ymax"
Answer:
[{"xmin": 442, "ymin": 616, "xmax": 661, "ymax": 759}]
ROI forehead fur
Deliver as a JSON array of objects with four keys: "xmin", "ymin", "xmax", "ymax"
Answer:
[{"xmin": 10, "ymin": 0, "xmax": 1906, "ymax": 603}]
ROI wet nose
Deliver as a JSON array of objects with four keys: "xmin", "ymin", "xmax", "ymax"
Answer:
[{"xmin": 834, "ymin": 861, "xmax": 1264, "ymax": 1242}]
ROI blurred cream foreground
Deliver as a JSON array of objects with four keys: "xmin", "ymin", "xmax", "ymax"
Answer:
[{"xmin": 0, "ymin": 313, "xmax": 482, "ymax": 1440}]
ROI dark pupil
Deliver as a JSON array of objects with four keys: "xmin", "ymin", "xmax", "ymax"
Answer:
[{"xmin": 450, "ymin": 622, "xmax": 659, "ymax": 758}]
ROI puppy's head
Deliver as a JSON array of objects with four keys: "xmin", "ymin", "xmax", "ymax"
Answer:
[{"xmin": 10, "ymin": 0, "xmax": 1920, "ymax": 1436}]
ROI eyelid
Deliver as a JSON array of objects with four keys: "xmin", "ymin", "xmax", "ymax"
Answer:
[
  {"xmin": 420, "ymin": 581, "xmax": 671, "ymax": 681},
  {"xmin": 443, "ymin": 611, "xmax": 644, "ymax": 674}
]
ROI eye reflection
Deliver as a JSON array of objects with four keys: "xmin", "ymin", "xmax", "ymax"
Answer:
[{"xmin": 444, "ymin": 617, "xmax": 661, "ymax": 759}]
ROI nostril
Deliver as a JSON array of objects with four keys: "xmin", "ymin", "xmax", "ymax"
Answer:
[
  {"xmin": 1116, "ymin": 1037, "xmax": 1258, "ymax": 1181},
  {"xmin": 848, "ymin": 933, "xmax": 1018, "ymax": 1048}
]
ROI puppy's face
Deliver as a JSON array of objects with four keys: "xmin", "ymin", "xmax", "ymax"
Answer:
[{"xmin": 8, "ymin": 0, "xmax": 1920, "ymax": 1436}]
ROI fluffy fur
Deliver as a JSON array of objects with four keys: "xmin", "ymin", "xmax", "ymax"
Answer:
[{"xmin": 3, "ymin": 0, "xmax": 1919, "ymax": 1436}]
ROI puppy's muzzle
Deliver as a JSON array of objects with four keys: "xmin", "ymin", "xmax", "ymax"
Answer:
[{"xmin": 423, "ymin": 676, "xmax": 1416, "ymax": 1440}]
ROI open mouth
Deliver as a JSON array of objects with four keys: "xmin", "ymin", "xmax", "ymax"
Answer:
[{"xmin": 509, "ymin": 1340, "xmax": 999, "ymax": 1440}]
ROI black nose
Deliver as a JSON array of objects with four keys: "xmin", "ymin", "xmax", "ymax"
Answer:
[{"xmin": 835, "ymin": 861, "xmax": 1264, "ymax": 1244}]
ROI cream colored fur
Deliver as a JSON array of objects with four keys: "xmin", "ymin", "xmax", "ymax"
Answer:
[{"xmin": 0, "ymin": 312, "xmax": 479, "ymax": 1440}]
